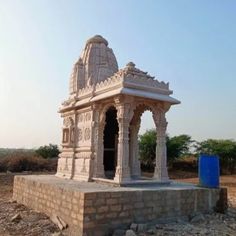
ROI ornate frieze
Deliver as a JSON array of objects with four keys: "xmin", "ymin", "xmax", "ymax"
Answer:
[
  {"xmin": 63, "ymin": 117, "xmax": 74, "ymax": 127},
  {"xmin": 84, "ymin": 128, "xmax": 91, "ymax": 140},
  {"xmin": 78, "ymin": 128, "xmax": 83, "ymax": 141},
  {"xmin": 76, "ymin": 111, "xmax": 92, "ymax": 146}
]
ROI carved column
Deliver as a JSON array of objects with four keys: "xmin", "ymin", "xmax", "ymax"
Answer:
[
  {"xmin": 114, "ymin": 99, "xmax": 133, "ymax": 183},
  {"xmin": 130, "ymin": 122, "xmax": 141, "ymax": 178},
  {"xmin": 153, "ymin": 110, "xmax": 169, "ymax": 181},
  {"xmin": 70, "ymin": 114, "xmax": 77, "ymax": 179},
  {"xmin": 93, "ymin": 108, "xmax": 105, "ymax": 178},
  {"xmin": 96, "ymin": 123, "xmax": 106, "ymax": 178}
]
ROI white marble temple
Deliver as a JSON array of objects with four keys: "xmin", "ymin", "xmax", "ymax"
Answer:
[{"xmin": 56, "ymin": 35, "xmax": 180, "ymax": 184}]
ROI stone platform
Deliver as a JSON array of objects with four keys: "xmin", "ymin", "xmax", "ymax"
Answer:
[{"xmin": 13, "ymin": 175, "xmax": 227, "ymax": 236}]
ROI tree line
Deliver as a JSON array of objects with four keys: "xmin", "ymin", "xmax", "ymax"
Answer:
[
  {"xmin": 139, "ymin": 129, "xmax": 236, "ymax": 174},
  {"xmin": 1, "ymin": 134, "xmax": 236, "ymax": 174}
]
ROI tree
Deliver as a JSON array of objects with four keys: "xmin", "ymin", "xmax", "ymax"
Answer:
[
  {"xmin": 35, "ymin": 144, "xmax": 60, "ymax": 159},
  {"xmin": 139, "ymin": 129, "xmax": 156, "ymax": 168},
  {"xmin": 138, "ymin": 129, "xmax": 193, "ymax": 169},
  {"xmin": 196, "ymin": 139, "xmax": 236, "ymax": 174},
  {"xmin": 166, "ymin": 134, "xmax": 193, "ymax": 162}
]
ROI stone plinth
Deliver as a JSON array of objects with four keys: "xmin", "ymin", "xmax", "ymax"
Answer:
[{"xmin": 13, "ymin": 175, "xmax": 227, "ymax": 236}]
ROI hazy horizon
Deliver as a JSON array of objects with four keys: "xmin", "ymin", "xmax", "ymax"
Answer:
[{"xmin": 1, "ymin": 0, "xmax": 236, "ymax": 148}]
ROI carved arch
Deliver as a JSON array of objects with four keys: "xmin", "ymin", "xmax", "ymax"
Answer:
[
  {"xmin": 99, "ymin": 103, "xmax": 117, "ymax": 124},
  {"xmin": 94, "ymin": 103, "xmax": 119, "ymax": 179},
  {"xmin": 130, "ymin": 102, "xmax": 166, "ymax": 129},
  {"xmin": 128, "ymin": 102, "xmax": 167, "ymax": 178}
]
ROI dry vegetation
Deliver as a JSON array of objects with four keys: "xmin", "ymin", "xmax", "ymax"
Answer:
[{"xmin": 0, "ymin": 152, "xmax": 57, "ymax": 173}]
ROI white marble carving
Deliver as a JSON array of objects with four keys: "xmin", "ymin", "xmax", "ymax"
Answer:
[{"xmin": 56, "ymin": 35, "xmax": 180, "ymax": 184}]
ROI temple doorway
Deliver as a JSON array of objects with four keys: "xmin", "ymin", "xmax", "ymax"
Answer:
[{"xmin": 103, "ymin": 107, "xmax": 119, "ymax": 179}]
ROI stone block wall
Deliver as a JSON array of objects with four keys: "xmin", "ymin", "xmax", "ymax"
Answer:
[
  {"xmin": 81, "ymin": 188, "xmax": 222, "ymax": 235},
  {"xmin": 13, "ymin": 176, "xmax": 84, "ymax": 235},
  {"xmin": 13, "ymin": 176, "xmax": 226, "ymax": 236}
]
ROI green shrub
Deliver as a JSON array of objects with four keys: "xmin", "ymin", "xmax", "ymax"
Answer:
[
  {"xmin": 35, "ymin": 144, "xmax": 60, "ymax": 159},
  {"xmin": 139, "ymin": 129, "xmax": 194, "ymax": 171},
  {"xmin": 139, "ymin": 129, "xmax": 156, "ymax": 169},
  {"xmin": 196, "ymin": 139, "xmax": 236, "ymax": 174}
]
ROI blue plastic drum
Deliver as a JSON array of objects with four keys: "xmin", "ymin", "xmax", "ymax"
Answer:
[{"xmin": 199, "ymin": 154, "xmax": 220, "ymax": 188}]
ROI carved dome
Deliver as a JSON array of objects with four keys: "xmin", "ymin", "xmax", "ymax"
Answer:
[
  {"xmin": 86, "ymin": 35, "xmax": 108, "ymax": 46},
  {"xmin": 69, "ymin": 35, "xmax": 118, "ymax": 95}
]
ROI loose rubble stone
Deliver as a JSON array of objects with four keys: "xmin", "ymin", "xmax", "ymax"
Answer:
[
  {"xmin": 130, "ymin": 223, "xmax": 138, "ymax": 232},
  {"xmin": 125, "ymin": 229, "xmax": 137, "ymax": 236},
  {"xmin": 51, "ymin": 232, "xmax": 63, "ymax": 236},
  {"xmin": 155, "ymin": 224, "xmax": 164, "ymax": 230},
  {"xmin": 11, "ymin": 213, "xmax": 22, "ymax": 223},
  {"xmin": 146, "ymin": 228, "xmax": 156, "ymax": 234},
  {"xmin": 113, "ymin": 229, "xmax": 126, "ymax": 236},
  {"xmin": 137, "ymin": 223, "xmax": 147, "ymax": 233},
  {"xmin": 163, "ymin": 226, "xmax": 175, "ymax": 231},
  {"xmin": 229, "ymin": 223, "xmax": 236, "ymax": 230},
  {"xmin": 51, "ymin": 214, "xmax": 67, "ymax": 231},
  {"xmin": 8, "ymin": 199, "xmax": 16, "ymax": 204},
  {"xmin": 176, "ymin": 216, "xmax": 189, "ymax": 223},
  {"xmin": 190, "ymin": 213, "xmax": 205, "ymax": 223}
]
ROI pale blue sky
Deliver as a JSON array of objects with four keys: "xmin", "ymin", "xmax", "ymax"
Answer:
[{"xmin": 0, "ymin": 0, "xmax": 236, "ymax": 148}]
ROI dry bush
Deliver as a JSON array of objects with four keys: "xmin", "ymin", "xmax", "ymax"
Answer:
[
  {"xmin": 0, "ymin": 151, "xmax": 57, "ymax": 172},
  {"xmin": 171, "ymin": 156, "xmax": 198, "ymax": 172}
]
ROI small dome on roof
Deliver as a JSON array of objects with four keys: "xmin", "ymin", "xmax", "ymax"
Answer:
[
  {"xmin": 86, "ymin": 35, "xmax": 108, "ymax": 46},
  {"xmin": 126, "ymin": 62, "xmax": 136, "ymax": 68}
]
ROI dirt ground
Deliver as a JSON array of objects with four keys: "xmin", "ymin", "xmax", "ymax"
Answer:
[
  {"xmin": 0, "ymin": 173, "xmax": 60, "ymax": 236},
  {"xmin": 175, "ymin": 175, "xmax": 236, "ymax": 207},
  {"xmin": 0, "ymin": 173, "xmax": 235, "ymax": 236}
]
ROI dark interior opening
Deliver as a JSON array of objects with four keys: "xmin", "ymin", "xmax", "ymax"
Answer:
[{"xmin": 103, "ymin": 107, "xmax": 119, "ymax": 179}]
